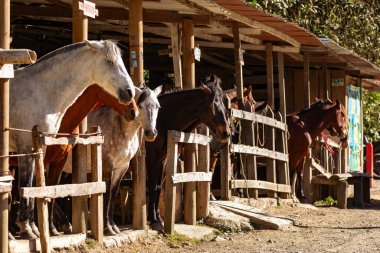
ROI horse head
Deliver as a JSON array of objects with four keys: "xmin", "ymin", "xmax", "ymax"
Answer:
[
  {"xmin": 135, "ymin": 85, "xmax": 162, "ymax": 142},
  {"xmin": 85, "ymin": 40, "xmax": 135, "ymax": 104},
  {"xmin": 326, "ymin": 99, "xmax": 348, "ymax": 148},
  {"xmin": 199, "ymin": 74, "xmax": 230, "ymax": 142}
]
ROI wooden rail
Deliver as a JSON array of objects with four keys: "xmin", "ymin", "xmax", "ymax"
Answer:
[
  {"xmin": 164, "ymin": 130, "xmax": 211, "ymax": 234},
  {"xmin": 19, "ymin": 126, "xmax": 104, "ymax": 253}
]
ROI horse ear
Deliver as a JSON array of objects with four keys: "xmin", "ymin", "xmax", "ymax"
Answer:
[
  {"xmin": 335, "ymin": 99, "xmax": 341, "ymax": 107},
  {"xmin": 85, "ymin": 40, "xmax": 105, "ymax": 51},
  {"xmin": 243, "ymin": 86, "xmax": 252, "ymax": 97},
  {"xmin": 154, "ymin": 85, "xmax": 163, "ymax": 96}
]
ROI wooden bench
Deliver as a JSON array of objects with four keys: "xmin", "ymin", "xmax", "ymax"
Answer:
[{"xmin": 311, "ymin": 172, "xmax": 370, "ymax": 209}]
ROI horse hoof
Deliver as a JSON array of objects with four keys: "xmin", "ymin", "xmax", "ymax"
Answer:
[
  {"xmin": 112, "ymin": 224, "xmax": 121, "ymax": 234},
  {"xmin": 8, "ymin": 232, "xmax": 15, "ymax": 240},
  {"xmin": 50, "ymin": 228, "xmax": 60, "ymax": 236},
  {"xmin": 62, "ymin": 224, "xmax": 73, "ymax": 234},
  {"xmin": 210, "ymin": 193, "xmax": 217, "ymax": 201},
  {"xmin": 19, "ymin": 229, "xmax": 38, "ymax": 240},
  {"xmin": 30, "ymin": 222, "xmax": 40, "ymax": 237},
  {"xmin": 150, "ymin": 222, "xmax": 163, "ymax": 231},
  {"xmin": 104, "ymin": 226, "xmax": 117, "ymax": 236}
]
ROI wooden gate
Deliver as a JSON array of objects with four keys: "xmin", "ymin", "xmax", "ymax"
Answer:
[{"xmin": 220, "ymin": 107, "xmax": 291, "ymax": 199}]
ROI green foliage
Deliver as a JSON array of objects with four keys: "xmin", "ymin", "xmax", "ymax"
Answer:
[
  {"xmin": 249, "ymin": 0, "xmax": 380, "ymax": 140},
  {"xmin": 314, "ymin": 196, "xmax": 338, "ymax": 206},
  {"xmin": 165, "ymin": 231, "xmax": 201, "ymax": 245},
  {"xmin": 363, "ymin": 90, "xmax": 380, "ymax": 142}
]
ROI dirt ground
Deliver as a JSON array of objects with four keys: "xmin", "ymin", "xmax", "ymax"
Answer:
[{"xmin": 64, "ymin": 180, "xmax": 380, "ymax": 253}]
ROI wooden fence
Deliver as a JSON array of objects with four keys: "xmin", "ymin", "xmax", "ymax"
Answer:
[
  {"xmin": 164, "ymin": 129, "xmax": 212, "ymax": 234},
  {"xmin": 19, "ymin": 125, "xmax": 105, "ymax": 253},
  {"xmin": 220, "ymin": 107, "xmax": 291, "ymax": 200}
]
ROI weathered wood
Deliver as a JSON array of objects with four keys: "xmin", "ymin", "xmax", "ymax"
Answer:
[
  {"xmin": 182, "ymin": 19, "xmax": 196, "ymax": 226},
  {"xmin": 90, "ymin": 127, "xmax": 103, "ymax": 243},
  {"xmin": 302, "ymin": 152, "xmax": 312, "ymax": 202},
  {"xmin": 32, "ymin": 126, "xmax": 50, "ymax": 253},
  {"xmin": 164, "ymin": 135, "xmax": 178, "ymax": 234},
  {"xmin": 230, "ymin": 179, "xmax": 291, "ymax": 193},
  {"xmin": 277, "ymin": 52, "xmax": 286, "ymax": 118},
  {"xmin": 20, "ymin": 182, "xmax": 106, "ymax": 199},
  {"xmin": 170, "ymin": 130, "xmax": 212, "ymax": 145},
  {"xmin": 0, "ymin": 175, "xmax": 13, "ymax": 182},
  {"xmin": 337, "ymin": 181, "xmax": 348, "ymax": 209},
  {"xmin": 233, "ymin": 23, "xmax": 244, "ymax": 109},
  {"xmin": 172, "ymin": 172, "xmax": 212, "ymax": 184},
  {"xmin": 230, "ymin": 109, "xmax": 287, "ymax": 131},
  {"xmin": 196, "ymin": 125, "xmax": 210, "ymax": 219},
  {"xmin": 303, "ymin": 53, "xmax": 310, "ymax": 107},
  {"xmin": 0, "ymin": 1, "xmax": 10, "ymax": 251},
  {"xmin": 220, "ymin": 140, "xmax": 232, "ymax": 200},
  {"xmin": 275, "ymin": 112, "xmax": 289, "ymax": 199},
  {"xmin": 0, "ymin": 182, "xmax": 11, "ymax": 193},
  {"xmin": 266, "ymin": 43, "xmax": 274, "ymax": 108},
  {"xmin": 230, "ymin": 144, "xmax": 288, "ymax": 162},
  {"xmin": 195, "ymin": 27, "xmax": 261, "ymax": 35},
  {"xmin": 265, "ymin": 109, "xmax": 276, "ymax": 198},
  {"xmin": 41, "ymin": 135, "xmax": 104, "ymax": 146},
  {"xmin": 0, "ymin": 49, "xmax": 37, "ymax": 64},
  {"xmin": 168, "ymin": 23, "xmax": 182, "ymax": 88},
  {"xmin": 311, "ymin": 176, "xmax": 337, "ymax": 186}
]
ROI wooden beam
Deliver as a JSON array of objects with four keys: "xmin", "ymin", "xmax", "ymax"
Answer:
[
  {"xmin": 187, "ymin": 0, "xmax": 300, "ymax": 47},
  {"xmin": 196, "ymin": 125, "xmax": 210, "ymax": 219},
  {"xmin": 41, "ymin": 135, "xmax": 104, "ymax": 146},
  {"xmin": 304, "ymin": 53, "xmax": 310, "ymax": 107},
  {"xmin": 144, "ymin": 25, "xmax": 222, "ymax": 42},
  {"xmin": 266, "ymin": 43, "xmax": 274, "ymax": 108},
  {"xmin": 201, "ymin": 53, "xmax": 252, "ymax": 75},
  {"xmin": 278, "ymin": 52, "xmax": 286, "ymax": 118},
  {"xmin": 20, "ymin": 182, "xmax": 106, "ymax": 199},
  {"xmin": 172, "ymin": 172, "xmax": 212, "ymax": 184},
  {"xmin": 230, "ymin": 180, "xmax": 291, "ymax": 193},
  {"xmin": 233, "ymin": 24, "xmax": 244, "ymax": 109},
  {"xmin": 195, "ymin": 27, "xmax": 261, "ymax": 35},
  {"xmin": 230, "ymin": 109, "xmax": 287, "ymax": 131},
  {"xmin": 0, "ymin": 183, "xmax": 12, "ymax": 193},
  {"xmin": 0, "ymin": 49, "xmax": 37, "ymax": 64},
  {"xmin": 167, "ymin": 23, "xmax": 182, "ymax": 88},
  {"xmin": 230, "ymin": 144, "xmax": 288, "ymax": 162},
  {"xmin": 169, "ymin": 130, "xmax": 212, "ymax": 145}
]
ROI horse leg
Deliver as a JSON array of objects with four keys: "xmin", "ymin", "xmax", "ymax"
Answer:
[
  {"xmin": 17, "ymin": 155, "xmax": 38, "ymax": 239},
  {"xmin": 154, "ymin": 161, "xmax": 164, "ymax": 226},
  {"xmin": 108, "ymin": 166, "xmax": 128, "ymax": 234},
  {"xmin": 146, "ymin": 149, "xmax": 158, "ymax": 224},
  {"xmin": 209, "ymin": 151, "xmax": 218, "ymax": 201},
  {"xmin": 103, "ymin": 179, "xmax": 116, "ymax": 236}
]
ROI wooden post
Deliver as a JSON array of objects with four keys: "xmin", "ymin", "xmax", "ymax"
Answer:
[
  {"xmin": 72, "ymin": 0, "xmax": 89, "ymax": 235},
  {"xmin": 164, "ymin": 132, "xmax": 178, "ymax": 234},
  {"xmin": 220, "ymin": 140, "xmax": 232, "ymax": 200},
  {"xmin": 32, "ymin": 126, "xmax": 50, "ymax": 253},
  {"xmin": 337, "ymin": 181, "xmax": 348, "ymax": 209},
  {"xmin": 0, "ymin": 1, "xmax": 10, "ymax": 251},
  {"xmin": 182, "ymin": 19, "xmax": 196, "ymax": 225},
  {"xmin": 277, "ymin": 52, "xmax": 286, "ymax": 119},
  {"xmin": 359, "ymin": 77, "xmax": 364, "ymax": 172},
  {"xmin": 90, "ymin": 127, "xmax": 103, "ymax": 243},
  {"xmin": 196, "ymin": 125, "xmax": 210, "ymax": 219},
  {"xmin": 265, "ymin": 109, "xmax": 276, "ymax": 198},
  {"xmin": 266, "ymin": 43, "xmax": 274, "ymax": 109},
  {"xmin": 233, "ymin": 23, "xmax": 244, "ymax": 109},
  {"xmin": 168, "ymin": 23, "xmax": 183, "ymax": 88},
  {"xmin": 129, "ymin": 0, "xmax": 146, "ymax": 230},
  {"xmin": 302, "ymin": 152, "xmax": 312, "ymax": 202},
  {"xmin": 303, "ymin": 53, "xmax": 310, "ymax": 107},
  {"xmin": 322, "ymin": 63, "xmax": 329, "ymax": 99},
  {"xmin": 275, "ymin": 112, "xmax": 289, "ymax": 199}
]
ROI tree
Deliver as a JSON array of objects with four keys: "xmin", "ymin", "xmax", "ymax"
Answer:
[{"xmin": 248, "ymin": 0, "xmax": 380, "ymax": 141}]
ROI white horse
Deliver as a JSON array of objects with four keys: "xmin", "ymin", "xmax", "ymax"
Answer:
[
  {"xmin": 10, "ymin": 40, "xmax": 135, "ymax": 238},
  {"xmin": 88, "ymin": 85, "xmax": 162, "ymax": 235}
]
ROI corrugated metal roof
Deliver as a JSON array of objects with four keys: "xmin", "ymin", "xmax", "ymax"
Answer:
[{"xmin": 213, "ymin": 0, "xmax": 322, "ymax": 47}]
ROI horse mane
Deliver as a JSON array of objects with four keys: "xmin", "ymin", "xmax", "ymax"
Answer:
[
  {"xmin": 25, "ymin": 40, "xmax": 122, "ymax": 68},
  {"xmin": 297, "ymin": 99, "xmax": 335, "ymax": 115}
]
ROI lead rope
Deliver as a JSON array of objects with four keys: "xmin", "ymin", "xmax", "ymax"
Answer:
[{"xmin": 321, "ymin": 132, "xmax": 335, "ymax": 154}]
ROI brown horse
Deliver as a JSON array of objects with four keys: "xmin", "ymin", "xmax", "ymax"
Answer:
[
  {"xmin": 146, "ymin": 74, "xmax": 230, "ymax": 227},
  {"xmin": 287, "ymin": 99, "xmax": 348, "ymax": 198}
]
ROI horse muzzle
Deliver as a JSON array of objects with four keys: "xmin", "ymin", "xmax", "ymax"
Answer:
[
  {"xmin": 144, "ymin": 129, "xmax": 158, "ymax": 142},
  {"xmin": 215, "ymin": 125, "xmax": 230, "ymax": 143},
  {"xmin": 123, "ymin": 100, "xmax": 139, "ymax": 122},
  {"xmin": 118, "ymin": 87, "xmax": 134, "ymax": 104}
]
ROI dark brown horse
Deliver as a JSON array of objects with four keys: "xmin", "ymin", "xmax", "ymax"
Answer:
[
  {"xmin": 146, "ymin": 74, "xmax": 230, "ymax": 226},
  {"xmin": 287, "ymin": 99, "xmax": 348, "ymax": 198}
]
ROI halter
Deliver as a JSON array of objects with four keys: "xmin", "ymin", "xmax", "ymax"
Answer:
[{"xmin": 321, "ymin": 132, "xmax": 335, "ymax": 154}]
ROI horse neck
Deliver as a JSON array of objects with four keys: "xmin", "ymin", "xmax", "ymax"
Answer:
[
  {"xmin": 299, "ymin": 107, "xmax": 335, "ymax": 139},
  {"xmin": 58, "ymin": 84, "xmax": 133, "ymax": 134},
  {"xmin": 159, "ymin": 90, "xmax": 209, "ymax": 131}
]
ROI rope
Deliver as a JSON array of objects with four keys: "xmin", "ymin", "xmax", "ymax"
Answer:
[
  {"xmin": 6, "ymin": 127, "xmax": 101, "ymax": 137},
  {"xmin": 255, "ymin": 121, "xmax": 265, "ymax": 147},
  {"xmin": 0, "ymin": 151, "xmax": 43, "ymax": 159},
  {"xmin": 321, "ymin": 132, "xmax": 335, "ymax": 154}
]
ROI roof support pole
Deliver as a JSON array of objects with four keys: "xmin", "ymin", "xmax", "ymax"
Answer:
[
  {"xmin": 168, "ymin": 23, "xmax": 183, "ymax": 88},
  {"xmin": 129, "ymin": 0, "xmax": 147, "ymax": 230},
  {"xmin": 303, "ymin": 52, "xmax": 310, "ymax": 107},
  {"xmin": 182, "ymin": 19, "xmax": 196, "ymax": 226},
  {"xmin": 322, "ymin": 63, "xmax": 329, "ymax": 99},
  {"xmin": 278, "ymin": 52, "xmax": 286, "ymax": 119},
  {"xmin": 0, "ymin": 0, "xmax": 10, "ymax": 252},
  {"xmin": 71, "ymin": 0, "xmax": 89, "ymax": 235},
  {"xmin": 266, "ymin": 43, "xmax": 274, "ymax": 109},
  {"xmin": 233, "ymin": 23, "xmax": 244, "ymax": 109}
]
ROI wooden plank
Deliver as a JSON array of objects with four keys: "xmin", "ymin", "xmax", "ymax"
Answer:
[
  {"xmin": 32, "ymin": 126, "xmax": 50, "ymax": 253},
  {"xmin": 230, "ymin": 109, "xmax": 287, "ymax": 131},
  {"xmin": 230, "ymin": 144, "xmax": 288, "ymax": 162},
  {"xmin": 220, "ymin": 140, "xmax": 232, "ymax": 200},
  {"xmin": 266, "ymin": 43, "xmax": 274, "ymax": 109},
  {"xmin": 311, "ymin": 176, "xmax": 337, "ymax": 186},
  {"xmin": 275, "ymin": 112, "xmax": 289, "ymax": 199},
  {"xmin": 230, "ymin": 180, "xmax": 291, "ymax": 193},
  {"xmin": 172, "ymin": 172, "xmax": 212, "ymax": 184},
  {"xmin": 233, "ymin": 23, "xmax": 244, "ymax": 109},
  {"xmin": 0, "ymin": 49, "xmax": 37, "ymax": 64},
  {"xmin": 41, "ymin": 135, "xmax": 104, "ymax": 146},
  {"xmin": 0, "ymin": 175, "xmax": 13, "ymax": 182},
  {"xmin": 337, "ymin": 181, "xmax": 348, "ymax": 209},
  {"xmin": 90, "ymin": 127, "xmax": 103, "ymax": 243},
  {"xmin": 170, "ymin": 130, "xmax": 212, "ymax": 145},
  {"xmin": 277, "ymin": 52, "xmax": 286, "ymax": 118},
  {"xmin": 195, "ymin": 27, "xmax": 261, "ymax": 35},
  {"xmin": 20, "ymin": 182, "xmax": 106, "ymax": 199},
  {"xmin": 196, "ymin": 126, "xmax": 210, "ymax": 219},
  {"xmin": 164, "ymin": 134, "xmax": 178, "ymax": 234},
  {"xmin": 303, "ymin": 53, "xmax": 310, "ymax": 107},
  {"xmin": 302, "ymin": 152, "xmax": 312, "ymax": 202},
  {"xmin": 0, "ymin": 182, "xmax": 12, "ymax": 193},
  {"xmin": 168, "ymin": 23, "xmax": 182, "ymax": 88},
  {"xmin": 265, "ymin": 109, "xmax": 276, "ymax": 198}
]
